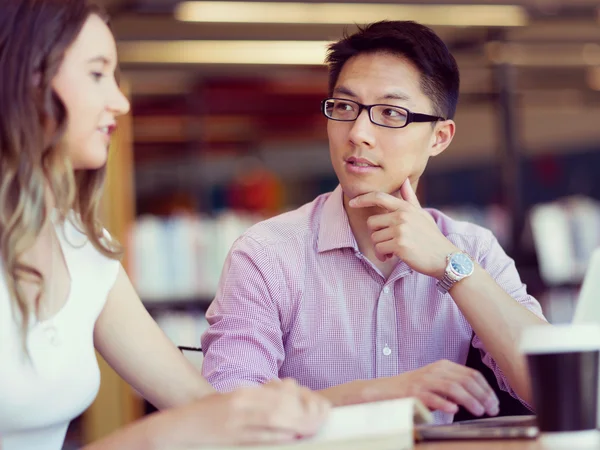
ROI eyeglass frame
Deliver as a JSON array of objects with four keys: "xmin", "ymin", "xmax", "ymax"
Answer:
[{"xmin": 321, "ymin": 97, "xmax": 446, "ymax": 129}]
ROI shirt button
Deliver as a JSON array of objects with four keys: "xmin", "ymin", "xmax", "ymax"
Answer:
[
  {"xmin": 383, "ymin": 286, "xmax": 390, "ymax": 294},
  {"xmin": 383, "ymin": 345, "xmax": 392, "ymax": 356}
]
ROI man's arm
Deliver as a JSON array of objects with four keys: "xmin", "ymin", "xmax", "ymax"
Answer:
[
  {"xmin": 201, "ymin": 235, "xmax": 285, "ymax": 391},
  {"xmin": 318, "ymin": 359, "xmax": 500, "ymax": 417},
  {"xmin": 348, "ymin": 179, "xmax": 546, "ymax": 409},
  {"xmin": 449, "ymin": 239, "xmax": 547, "ymax": 406}
]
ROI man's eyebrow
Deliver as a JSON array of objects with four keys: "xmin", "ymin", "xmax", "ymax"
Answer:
[
  {"xmin": 332, "ymin": 86, "xmax": 412, "ymax": 103},
  {"xmin": 332, "ymin": 86, "xmax": 356, "ymax": 97},
  {"xmin": 381, "ymin": 91, "xmax": 411, "ymax": 102}
]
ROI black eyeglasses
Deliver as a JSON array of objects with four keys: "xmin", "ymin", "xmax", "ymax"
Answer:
[{"xmin": 321, "ymin": 98, "xmax": 445, "ymax": 129}]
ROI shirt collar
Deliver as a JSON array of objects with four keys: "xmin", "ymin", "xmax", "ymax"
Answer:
[{"xmin": 317, "ymin": 185, "xmax": 359, "ymax": 253}]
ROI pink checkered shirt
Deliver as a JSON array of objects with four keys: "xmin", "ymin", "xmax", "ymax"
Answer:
[{"xmin": 201, "ymin": 185, "xmax": 545, "ymax": 424}]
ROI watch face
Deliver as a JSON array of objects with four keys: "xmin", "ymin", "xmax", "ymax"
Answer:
[{"xmin": 450, "ymin": 253, "xmax": 474, "ymax": 276}]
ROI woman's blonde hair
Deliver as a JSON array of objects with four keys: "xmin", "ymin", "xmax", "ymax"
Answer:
[{"xmin": 0, "ymin": 0, "xmax": 122, "ymax": 349}]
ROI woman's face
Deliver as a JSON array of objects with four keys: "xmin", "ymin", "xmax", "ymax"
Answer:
[{"xmin": 51, "ymin": 14, "xmax": 130, "ymax": 170}]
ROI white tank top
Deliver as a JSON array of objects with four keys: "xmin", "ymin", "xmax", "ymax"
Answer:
[{"xmin": 0, "ymin": 214, "xmax": 120, "ymax": 450}]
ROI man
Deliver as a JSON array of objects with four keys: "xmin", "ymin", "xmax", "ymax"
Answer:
[{"xmin": 201, "ymin": 21, "xmax": 547, "ymax": 424}]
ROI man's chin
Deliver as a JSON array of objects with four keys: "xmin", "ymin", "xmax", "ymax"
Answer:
[
  {"xmin": 340, "ymin": 184, "xmax": 376, "ymax": 203},
  {"xmin": 340, "ymin": 181, "xmax": 395, "ymax": 199}
]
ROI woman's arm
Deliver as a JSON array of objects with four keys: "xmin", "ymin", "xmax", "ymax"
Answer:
[
  {"xmin": 82, "ymin": 381, "xmax": 330, "ymax": 450},
  {"xmin": 94, "ymin": 265, "xmax": 213, "ymax": 409}
]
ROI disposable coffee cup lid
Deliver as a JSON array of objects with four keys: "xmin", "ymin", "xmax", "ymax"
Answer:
[{"xmin": 520, "ymin": 323, "xmax": 600, "ymax": 355}]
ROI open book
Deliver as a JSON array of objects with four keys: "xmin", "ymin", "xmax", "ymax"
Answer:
[{"xmin": 209, "ymin": 397, "xmax": 433, "ymax": 450}]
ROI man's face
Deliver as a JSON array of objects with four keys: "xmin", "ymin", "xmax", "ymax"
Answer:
[{"xmin": 327, "ymin": 51, "xmax": 454, "ymax": 202}]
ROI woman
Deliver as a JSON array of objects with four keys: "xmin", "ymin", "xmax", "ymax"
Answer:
[{"xmin": 0, "ymin": 1, "xmax": 329, "ymax": 449}]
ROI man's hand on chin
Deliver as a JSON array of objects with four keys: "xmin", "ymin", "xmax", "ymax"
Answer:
[{"xmin": 348, "ymin": 179, "xmax": 459, "ymax": 278}]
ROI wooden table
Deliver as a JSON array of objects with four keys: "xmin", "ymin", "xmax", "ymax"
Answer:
[
  {"xmin": 209, "ymin": 427, "xmax": 594, "ymax": 450},
  {"xmin": 417, "ymin": 439, "xmax": 542, "ymax": 449},
  {"xmin": 210, "ymin": 435, "xmax": 546, "ymax": 450}
]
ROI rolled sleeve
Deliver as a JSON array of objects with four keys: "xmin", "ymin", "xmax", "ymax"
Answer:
[
  {"xmin": 472, "ymin": 232, "xmax": 546, "ymax": 408},
  {"xmin": 201, "ymin": 235, "xmax": 285, "ymax": 392}
]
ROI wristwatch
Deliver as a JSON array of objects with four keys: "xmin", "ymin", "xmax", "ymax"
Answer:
[{"xmin": 436, "ymin": 251, "xmax": 475, "ymax": 294}]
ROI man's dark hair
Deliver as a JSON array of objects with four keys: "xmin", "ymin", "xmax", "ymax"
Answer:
[{"xmin": 325, "ymin": 20, "xmax": 460, "ymax": 120}]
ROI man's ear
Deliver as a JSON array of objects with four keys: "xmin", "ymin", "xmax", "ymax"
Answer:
[{"xmin": 429, "ymin": 119, "xmax": 455, "ymax": 157}]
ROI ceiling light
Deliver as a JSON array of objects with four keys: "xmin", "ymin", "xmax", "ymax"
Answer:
[
  {"xmin": 485, "ymin": 42, "xmax": 600, "ymax": 67},
  {"xmin": 117, "ymin": 40, "xmax": 331, "ymax": 65},
  {"xmin": 175, "ymin": 1, "xmax": 527, "ymax": 27}
]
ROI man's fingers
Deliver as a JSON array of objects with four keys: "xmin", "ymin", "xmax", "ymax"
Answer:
[
  {"xmin": 448, "ymin": 374, "xmax": 499, "ymax": 416},
  {"xmin": 398, "ymin": 178, "xmax": 421, "ymax": 208},
  {"xmin": 370, "ymin": 229, "xmax": 396, "ymax": 261},
  {"xmin": 455, "ymin": 373, "xmax": 499, "ymax": 416},
  {"xmin": 349, "ymin": 191, "xmax": 404, "ymax": 212},
  {"xmin": 366, "ymin": 212, "xmax": 396, "ymax": 232},
  {"xmin": 438, "ymin": 361, "xmax": 498, "ymax": 406},
  {"xmin": 446, "ymin": 366, "xmax": 499, "ymax": 415},
  {"xmin": 454, "ymin": 365, "xmax": 496, "ymax": 396},
  {"xmin": 374, "ymin": 239, "xmax": 400, "ymax": 260},
  {"xmin": 433, "ymin": 380, "xmax": 487, "ymax": 417},
  {"xmin": 371, "ymin": 227, "xmax": 395, "ymax": 244},
  {"xmin": 417, "ymin": 392, "xmax": 459, "ymax": 415}
]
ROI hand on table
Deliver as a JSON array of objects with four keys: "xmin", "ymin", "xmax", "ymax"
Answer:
[
  {"xmin": 381, "ymin": 360, "xmax": 499, "ymax": 417},
  {"xmin": 161, "ymin": 378, "xmax": 330, "ymax": 447}
]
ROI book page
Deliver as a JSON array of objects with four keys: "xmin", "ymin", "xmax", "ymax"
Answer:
[{"xmin": 203, "ymin": 398, "xmax": 432, "ymax": 450}]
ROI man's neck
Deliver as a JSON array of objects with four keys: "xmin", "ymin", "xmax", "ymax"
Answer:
[{"xmin": 344, "ymin": 194, "xmax": 399, "ymax": 279}]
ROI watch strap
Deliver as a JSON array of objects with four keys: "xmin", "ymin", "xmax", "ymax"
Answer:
[{"xmin": 436, "ymin": 273, "xmax": 456, "ymax": 294}]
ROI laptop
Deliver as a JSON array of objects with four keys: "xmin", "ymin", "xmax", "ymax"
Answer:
[
  {"xmin": 416, "ymin": 247, "xmax": 600, "ymax": 441},
  {"xmin": 415, "ymin": 415, "xmax": 538, "ymax": 441}
]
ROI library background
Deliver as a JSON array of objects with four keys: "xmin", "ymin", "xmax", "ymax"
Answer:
[{"xmin": 69, "ymin": 0, "xmax": 600, "ymax": 447}]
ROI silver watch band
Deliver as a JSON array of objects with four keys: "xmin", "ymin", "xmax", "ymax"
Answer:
[{"xmin": 436, "ymin": 274, "xmax": 455, "ymax": 294}]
